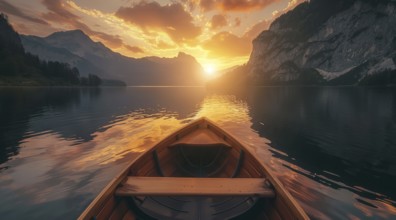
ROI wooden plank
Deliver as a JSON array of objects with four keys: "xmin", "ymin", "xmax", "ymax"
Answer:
[
  {"xmin": 135, "ymin": 162, "xmax": 154, "ymax": 176},
  {"xmin": 109, "ymin": 200, "xmax": 128, "ymax": 220},
  {"xmin": 152, "ymin": 148, "xmax": 178, "ymax": 176},
  {"xmin": 274, "ymin": 196, "xmax": 296, "ymax": 220},
  {"xmin": 122, "ymin": 210, "xmax": 136, "ymax": 220},
  {"xmin": 169, "ymin": 128, "xmax": 231, "ymax": 148},
  {"xmin": 228, "ymin": 149, "xmax": 263, "ymax": 178},
  {"xmin": 224, "ymin": 158, "xmax": 238, "ymax": 177},
  {"xmin": 115, "ymin": 177, "xmax": 275, "ymax": 197},
  {"xmin": 95, "ymin": 196, "xmax": 117, "ymax": 220},
  {"xmin": 243, "ymin": 159, "xmax": 265, "ymax": 178}
]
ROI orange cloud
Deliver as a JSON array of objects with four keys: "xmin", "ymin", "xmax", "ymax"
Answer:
[
  {"xmin": 41, "ymin": 0, "xmax": 124, "ymax": 48},
  {"xmin": 156, "ymin": 40, "xmax": 174, "ymax": 50},
  {"xmin": 243, "ymin": 19, "xmax": 271, "ymax": 39},
  {"xmin": 203, "ymin": 31, "xmax": 251, "ymax": 58},
  {"xmin": 211, "ymin": 14, "xmax": 227, "ymax": 29},
  {"xmin": 234, "ymin": 17, "xmax": 241, "ymax": 27},
  {"xmin": 285, "ymin": 0, "xmax": 307, "ymax": 12},
  {"xmin": 115, "ymin": 2, "xmax": 201, "ymax": 44},
  {"xmin": 240, "ymin": 0, "xmax": 306, "ymax": 39},
  {"xmin": 221, "ymin": 0, "xmax": 280, "ymax": 11},
  {"xmin": 125, "ymin": 45, "xmax": 144, "ymax": 53},
  {"xmin": 0, "ymin": 0, "xmax": 48, "ymax": 25},
  {"xmin": 41, "ymin": 0, "xmax": 79, "ymax": 20},
  {"xmin": 203, "ymin": 18, "xmax": 271, "ymax": 58},
  {"xmin": 199, "ymin": 0, "xmax": 280, "ymax": 12},
  {"xmin": 92, "ymin": 32, "xmax": 123, "ymax": 48},
  {"xmin": 199, "ymin": 0, "xmax": 216, "ymax": 11},
  {"xmin": 12, "ymin": 23, "xmax": 31, "ymax": 33}
]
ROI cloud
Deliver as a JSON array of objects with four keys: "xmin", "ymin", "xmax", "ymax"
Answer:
[
  {"xmin": 243, "ymin": 19, "xmax": 271, "ymax": 39},
  {"xmin": 41, "ymin": 0, "xmax": 79, "ymax": 20},
  {"xmin": 285, "ymin": 0, "xmax": 307, "ymax": 12},
  {"xmin": 221, "ymin": 0, "xmax": 280, "ymax": 11},
  {"xmin": 239, "ymin": 0, "xmax": 306, "ymax": 39},
  {"xmin": 203, "ymin": 31, "xmax": 251, "ymax": 58},
  {"xmin": 198, "ymin": 0, "xmax": 280, "ymax": 12},
  {"xmin": 91, "ymin": 32, "xmax": 123, "ymax": 48},
  {"xmin": 156, "ymin": 40, "xmax": 175, "ymax": 50},
  {"xmin": 125, "ymin": 45, "xmax": 144, "ymax": 53},
  {"xmin": 210, "ymin": 15, "xmax": 227, "ymax": 29},
  {"xmin": 234, "ymin": 17, "xmax": 241, "ymax": 27},
  {"xmin": 12, "ymin": 23, "xmax": 32, "ymax": 33},
  {"xmin": 199, "ymin": 0, "xmax": 216, "ymax": 11},
  {"xmin": 211, "ymin": 14, "xmax": 227, "ymax": 29},
  {"xmin": 41, "ymin": 0, "xmax": 124, "ymax": 48},
  {"xmin": 0, "ymin": 0, "xmax": 48, "ymax": 25},
  {"xmin": 115, "ymin": 1, "xmax": 201, "ymax": 43},
  {"xmin": 203, "ymin": 18, "xmax": 271, "ymax": 58}
]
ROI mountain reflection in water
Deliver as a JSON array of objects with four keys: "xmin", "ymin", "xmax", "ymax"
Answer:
[{"xmin": 0, "ymin": 86, "xmax": 395, "ymax": 219}]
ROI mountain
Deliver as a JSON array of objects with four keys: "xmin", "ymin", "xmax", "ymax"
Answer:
[
  {"xmin": 20, "ymin": 34, "xmax": 105, "ymax": 77},
  {"xmin": 215, "ymin": 0, "xmax": 396, "ymax": 87},
  {"xmin": 0, "ymin": 13, "xmax": 99, "ymax": 86},
  {"xmin": 22, "ymin": 30, "xmax": 204, "ymax": 86},
  {"xmin": 0, "ymin": 14, "xmax": 23, "ymax": 53}
]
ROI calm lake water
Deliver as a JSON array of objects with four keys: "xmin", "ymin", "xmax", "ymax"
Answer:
[{"xmin": 0, "ymin": 86, "xmax": 395, "ymax": 219}]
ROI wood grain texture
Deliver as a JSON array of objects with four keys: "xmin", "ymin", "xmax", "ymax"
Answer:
[
  {"xmin": 95, "ymin": 196, "xmax": 117, "ymax": 220},
  {"xmin": 122, "ymin": 211, "xmax": 136, "ymax": 220},
  {"xmin": 115, "ymin": 177, "xmax": 275, "ymax": 197},
  {"xmin": 109, "ymin": 200, "xmax": 128, "ymax": 220},
  {"xmin": 169, "ymin": 127, "xmax": 231, "ymax": 148}
]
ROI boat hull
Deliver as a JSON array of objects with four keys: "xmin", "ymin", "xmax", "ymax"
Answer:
[{"xmin": 79, "ymin": 117, "xmax": 309, "ymax": 220}]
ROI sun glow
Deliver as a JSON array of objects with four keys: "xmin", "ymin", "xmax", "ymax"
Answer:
[{"xmin": 203, "ymin": 64, "xmax": 216, "ymax": 78}]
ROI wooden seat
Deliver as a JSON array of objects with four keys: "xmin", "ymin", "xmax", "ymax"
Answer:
[
  {"xmin": 169, "ymin": 128, "xmax": 232, "ymax": 148},
  {"xmin": 115, "ymin": 177, "xmax": 275, "ymax": 197}
]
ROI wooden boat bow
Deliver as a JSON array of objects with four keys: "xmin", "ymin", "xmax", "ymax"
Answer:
[{"xmin": 78, "ymin": 117, "xmax": 310, "ymax": 220}]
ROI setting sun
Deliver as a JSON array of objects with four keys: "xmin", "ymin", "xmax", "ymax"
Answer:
[{"xmin": 204, "ymin": 64, "xmax": 216, "ymax": 78}]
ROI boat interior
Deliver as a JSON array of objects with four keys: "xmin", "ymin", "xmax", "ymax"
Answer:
[{"xmin": 81, "ymin": 119, "xmax": 306, "ymax": 220}]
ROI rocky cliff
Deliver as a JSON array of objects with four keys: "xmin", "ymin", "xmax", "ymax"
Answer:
[{"xmin": 247, "ymin": 0, "xmax": 396, "ymax": 85}]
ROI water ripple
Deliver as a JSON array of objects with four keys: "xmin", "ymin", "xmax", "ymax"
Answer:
[{"xmin": 0, "ymin": 87, "xmax": 395, "ymax": 219}]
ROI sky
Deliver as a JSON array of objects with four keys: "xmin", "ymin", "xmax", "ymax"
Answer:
[{"xmin": 0, "ymin": 0, "xmax": 305, "ymax": 71}]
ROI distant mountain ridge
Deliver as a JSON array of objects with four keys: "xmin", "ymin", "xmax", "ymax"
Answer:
[
  {"xmin": 247, "ymin": 0, "xmax": 396, "ymax": 85},
  {"xmin": 22, "ymin": 30, "xmax": 204, "ymax": 86},
  {"xmin": 0, "ymin": 14, "xmax": 101, "ymax": 86}
]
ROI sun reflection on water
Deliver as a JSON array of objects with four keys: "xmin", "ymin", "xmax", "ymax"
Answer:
[
  {"xmin": 74, "ymin": 94, "xmax": 258, "ymax": 166},
  {"xmin": 73, "ymin": 112, "xmax": 185, "ymax": 165},
  {"xmin": 195, "ymin": 95, "xmax": 250, "ymax": 123}
]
